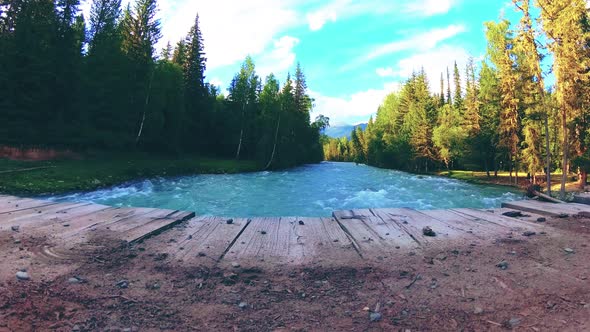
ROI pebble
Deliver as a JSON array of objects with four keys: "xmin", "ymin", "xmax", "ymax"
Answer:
[
  {"xmin": 505, "ymin": 317, "xmax": 521, "ymax": 328},
  {"xmin": 238, "ymin": 302, "xmax": 248, "ymax": 309},
  {"xmin": 116, "ymin": 280, "xmax": 129, "ymax": 289},
  {"xmin": 369, "ymin": 312, "xmax": 382, "ymax": 322},
  {"xmin": 231, "ymin": 262, "xmax": 241, "ymax": 268},
  {"xmin": 16, "ymin": 271, "xmax": 30, "ymax": 281},
  {"xmin": 564, "ymin": 248, "xmax": 575, "ymax": 254},
  {"xmin": 422, "ymin": 226, "xmax": 436, "ymax": 237},
  {"xmin": 522, "ymin": 231, "xmax": 536, "ymax": 237},
  {"xmin": 496, "ymin": 261, "xmax": 509, "ymax": 270},
  {"xmin": 474, "ymin": 307, "xmax": 484, "ymax": 314},
  {"xmin": 298, "ymin": 220, "xmax": 305, "ymax": 225},
  {"xmin": 11, "ymin": 225, "xmax": 19, "ymax": 232},
  {"xmin": 72, "ymin": 325, "xmax": 81, "ymax": 332},
  {"xmin": 198, "ymin": 252, "xmax": 207, "ymax": 257},
  {"xmin": 68, "ymin": 277, "xmax": 83, "ymax": 284},
  {"xmin": 537, "ymin": 217, "xmax": 546, "ymax": 223},
  {"xmin": 63, "ymin": 223, "xmax": 70, "ymax": 227},
  {"xmin": 13, "ymin": 239, "xmax": 21, "ymax": 244},
  {"xmin": 558, "ymin": 213, "xmax": 569, "ymax": 218},
  {"xmin": 261, "ymin": 231, "xmax": 267, "ymax": 235},
  {"xmin": 362, "ymin": 307, "xmax": 370, "ymax": 311},
  {"xmin": 226, "ymin": 219, "xmax": 234, "ymax": 225}
]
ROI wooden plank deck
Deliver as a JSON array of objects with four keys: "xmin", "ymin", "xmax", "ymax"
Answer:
[
  {"xmin": 0, "ymin": 196, "xmax": 584, "ymax": 266},
  {"xmin": 502, "ymin": 200, "xmax": 590, "ymax": 217}
]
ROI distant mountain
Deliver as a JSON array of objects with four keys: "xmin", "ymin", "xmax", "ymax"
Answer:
[{"xmin": 323, "ymin": 123, "xmax": 367, "ymax": 139}]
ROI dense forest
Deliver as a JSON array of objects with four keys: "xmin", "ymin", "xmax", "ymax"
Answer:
[
  {"xmin": 0, "ymin": 0, "xmax": 327, "ymax": 169},
  {"xmin": 323, "ymin": 0, "xmax": 590, "ymax": 197}
]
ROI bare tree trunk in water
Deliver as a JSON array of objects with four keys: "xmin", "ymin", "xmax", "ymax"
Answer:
[
  {"xmin": 561, "ymin": 112, "xmax": 568, "ymax": 199},
  {"xmin": 136, "ymin": 70, "xmax": 155, "ymax": 146},
  {"xmin": 545, "ymin": 114, "xmax": 552, "ymax": 195},
  {"xmin": 264, "ymin": 114, "xmax": 281, "ymax": 170}
]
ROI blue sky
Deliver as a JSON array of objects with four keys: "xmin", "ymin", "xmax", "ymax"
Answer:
[{"xmin": 83, "ymin": 0, "xmax": 524, "ymax": 126}]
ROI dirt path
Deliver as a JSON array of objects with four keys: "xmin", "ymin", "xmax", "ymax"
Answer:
[{"xmin": 1, "ymin": 215, "xmax": 590, "ymax": 331}]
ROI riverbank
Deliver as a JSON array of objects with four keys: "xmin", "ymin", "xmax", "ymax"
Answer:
[
  {"xmin": 0, "ymin": 153, "xmax": 261, "ymax": 196},
  {"xmin": 438, "ymin": 170, "xmax": 582, "ymax": 193}
]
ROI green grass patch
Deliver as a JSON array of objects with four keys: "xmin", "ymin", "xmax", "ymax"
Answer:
[{"xmin": 0, "ymin": 153, "xmax": 262, "ymax": 196}]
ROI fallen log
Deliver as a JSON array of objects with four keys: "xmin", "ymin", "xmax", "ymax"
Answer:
[{"xmin": 532, "ymin": 190, "xmax": 565, "ymax": 204}]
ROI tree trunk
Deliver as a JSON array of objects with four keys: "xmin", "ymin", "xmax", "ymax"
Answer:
[
  {"xmin": 235, "ymin": 104, "xmax": 246, "ymax": 160},
  {"xmin": 561, "ymin": 112, "xmax": 568, "ymax": 199},
  {"xmin": 264, "ymin": 114, "xmax": 281, "ymax": 170},
  {"xmin": 579, "ymin": 169, "xmax": 588, "ymax": 190},
  {"xmin": 135, "ymin": 70, "xmax": 154, "ymax": 146},
  {"xmin": 545, "ymin": 114, "xmax": 552, "ymax": 195},
  {"xmin": 509, "ymin": 156, "xmax": 513, "ymax": 185},
  {"xmin": 485, "ymin": 159, "xmax": 490, "ymax": 178}
]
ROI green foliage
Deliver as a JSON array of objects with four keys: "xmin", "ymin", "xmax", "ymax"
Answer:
[{"xmin": 0, "ymin": 0, "xmax": 326, "ymax": 172}]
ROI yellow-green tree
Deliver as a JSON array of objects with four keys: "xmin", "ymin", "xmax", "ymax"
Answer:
[{"xmin": 537, "ymin": 0, "xmax": 589, "ymax": 196}]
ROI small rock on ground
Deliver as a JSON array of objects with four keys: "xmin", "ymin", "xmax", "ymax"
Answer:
[
  {"xmin": 231, "ymin": 262, "xmax": 241, "ymax": 268},
  {"xmin": 496, "ymin": 261, "xmax": 509, "ymax": 270},
  {"xmin": 226, "ymin": 219, "xmax": 234, "ymax": 224},
  {"xmin": 422, "ymin": 226, "xmax": 436, "ymax": 237},
  {"xmin": 522, "ymin": 231, "xmax": 536, "ymax": 237},
  {"xmin": 11, "ymin": 225, "xmax": 19, "ymax": 232},
  {"xmin": 16, "ymin": 271, "xmax": 30, "ymax": 281},
  {"xmin": 564, "ymin": 248, "xmax": 575, "ymax": 254},
  {"xmin": 369, "ymin": 312, "xmax": 382, "ymax": 322},
  {"xmin": 537, "ymin": 217, "xmax": 546, "ymax": 222},
  {"xmin": 238, "ymin": 302, "xmax": 248, "ymax": 309},
  {"xmin": 502, "ymin": 211, "xmax": 523, "ymax": 218}
]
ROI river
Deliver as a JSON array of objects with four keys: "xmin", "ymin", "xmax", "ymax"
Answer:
[{"xmin": 52, "ymin": 162, "xmax": 519, "ymax": 217}]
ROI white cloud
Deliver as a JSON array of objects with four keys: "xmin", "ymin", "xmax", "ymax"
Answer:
[
  {"xmin": 82, "ymin": 0, "xmax": 301, "ymax": 70},
  {"xmin": 341, "ymin": 24, "xmax": 466, "ymax": 72},
  {"xmin": 365, "ymin": 24, "xmax": 466, "ymax": 61},
  {"xmin": 257, "ymin": 36, "xmax": 300, "ymax": 79},
  {"xmin": 307, "ymin": 10, "xmax": 337, "ymax": 31},
  {"xmin": 405, "ymin": 0, "xmax": 455, "ymax": 16},
  {"xmin": 377, "ymin": 45, "xmax": 471, "ymax": 93},
  {"xmin": 310, "ymin": 83, "xmax": 401, "ymax": 126},
  {"xmin": 305, "ymin": 0, "xmax": 457, "ymax": 31}
]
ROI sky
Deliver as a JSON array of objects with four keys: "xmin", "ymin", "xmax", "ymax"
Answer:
[{"xmin": 81, "ymin": 0, "xmax": 524, "ymax": 126}]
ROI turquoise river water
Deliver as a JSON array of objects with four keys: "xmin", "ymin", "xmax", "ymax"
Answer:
[{"xmin": 52, "ymin": 162, "xmax": 520, "ymax": 217}]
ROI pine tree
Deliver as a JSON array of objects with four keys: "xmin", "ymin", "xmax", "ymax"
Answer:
[
  {"xmin": 453, "ymin": 61, "xmax": 463, "ymax": 110},
  {"xmin": 463, "ymin": 57, "xmax": 480, "ymax": 135},
  {"xmin": 183, "ymin": 14, "xmax": 208, "ymax": 151},
  {"xmin": 446, "ymin": 67, "xmax": 452, "ymax": 105},
  {"xmin": 538, "ymin": 0, "xmax": 589, "ymax": 195},
  {"xmin": 485, "ymin": 20, "xmax": 520, "ymax": 184},
  {"xmin": 439, "ymin": 72, "xmax": 445, "ymax": 106},
  {"xmin": 513, "ymin": 0, "xmax": 546, "ymax": 185},
  {"xmin": 172, "ymin": 40, "xmax": 187, "ymax": 67}
]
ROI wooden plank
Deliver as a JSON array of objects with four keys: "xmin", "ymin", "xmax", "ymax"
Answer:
[
  {"xmin": 574, "ymin": 193, "xmax": 590, "ymax": 205},
  {"xmin": 502, "ymin": 200, "xmax": 590, "ymax": 217},
  {"xmin": 0, "ymin": 202, "xmax": 95, "ymax": 229},
  {"xmin": 168, "ymin": 216, "xmax": 250, "ymax": 263},
  {"xmin": 419, "ymin": 209, "xmax": 509, "ymax": 237},
  {"xmin": 120, "ymin": 210, "xmax": 195, "ymax": 243},
  {"xmin": 0, "ymin": 197, "xmax": 60, "ymax": 214},
  {"xmin": 58, "ymin": 207, "xmax": 160, "ymax": 240},
  {"xmin": 333, "ymin": 212, "xmax": 394, "ymax": 253},
  {"xmin": 223, "ymin": 217, "xmax": 299, "ymax": 264},
  {"xmin": 452, "ymin": 208, "xmax": 540, "ymax": 231},
  {"xmin": 376, "ymin": 208, "xmax": 464, "ymax": 244}
]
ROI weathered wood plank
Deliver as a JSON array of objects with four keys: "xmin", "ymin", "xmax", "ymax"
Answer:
[
  {"xmin": 0, "ymin": 202, "xmax": 96, "ymax": 229},
  {"xmin": 223, "ymin": 217, "xmax": 299, "ymax": 264},
  {"xmin": 168, "ymin": 216, "xmax": 250, "ymax": 264},
  {"xmin": 0, "ymin": 197, "xmax": 60, "ymax": 214},
  {"xmin": 376, "ymin": 208, "xmax": 463, "ymax": 244},
  {"xmin": 453, "ymin": 208, "xmax": 540, "ymax": 231},
  {"xmin": 502, "ymin": 200, "xmax": 590, "ymax": 217},
  {"xmin": 333, "ymin": 212, "xmax": 394, "ymax": 253},
  {"xmin": 419, "ymin": 209, "xmax": 508, "ymax": 237},
  {"xmin": 120, "ymin": 210, "xmax": 195, "ymax": 243}
]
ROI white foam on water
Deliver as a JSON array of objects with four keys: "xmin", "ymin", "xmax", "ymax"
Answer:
[{"xmin": 49, "ymin": 162, "xmax": 520, "ymax": 217}]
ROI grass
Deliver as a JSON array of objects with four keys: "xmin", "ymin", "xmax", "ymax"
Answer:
[
  {"xmin": 0, "ymin": 152, "xmax": 262, "ymax": 196},
  {"xmin": 438, "ymin": 169, "xmax": 582, "ymax": 193}
]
